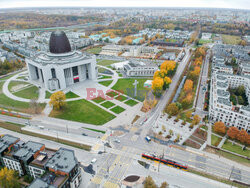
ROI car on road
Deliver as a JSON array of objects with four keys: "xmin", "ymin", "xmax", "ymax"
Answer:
[
  {"xmin": 91, "ymin": 158, "xmax": 97, "ymax": 164},
  {"xmin": 145, "ymin": 136, "xmax": 151, "ymax": 142},
  {"xmin": 114, "ymin": 139, "xmax": 120, "ymax": 143},
  {"xmin": 139, "ymin": 121, "xmax": 144, "ymax": 125},
  {"xmin": 82, "ymin": 133, "xmax": 88, "ymax": 136}
]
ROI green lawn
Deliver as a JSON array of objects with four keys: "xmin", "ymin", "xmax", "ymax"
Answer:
[
  {"xmin": 99, "ymin": 80, "xmax": 113, "ymax": 87},
  {"xmin": 201, "ymin": 125, "xmax": 208, "ymax": 131},
  {"xmin": 82, "ymin": 127, "xmax": 106, "ymax": 134},
  {"xmin": 99, "ymin": 75, "xmax": 112, "ymax": 79},
  {"xmin": 86, "ymin": 47, "xmax": 102, "ymax": 54},
  {"xmin": 222, "ymin": 140, "xmax": 250, "ymax": 157},
  {"xmin": 14, "ymin": 86, "xmax": 39, "ymax": 100},
  {"xmin": 65, "ymin": 91, "xmax": 79, "ymax": 99},
  {"xmin": 199, "ymin": 39, "xmax": 212, "ymax": 45},
  {"xmin": 124, "ymin": 99, "xmax": 138, "ymax": 106},
  {"xmin": 49, "ymin": 99, "xmax": 116, "ymax": 125},
  {"xmin": 101, "ymin": 101, "xmax": 115, "ymax": 108},
  {"xmin": 106, "ymin": 91, "xmax": 119, "ymax": 97},
  {"xmin": 211, "ymin": 134, "xmax": 222, "ymax": 147},
  {"xmin": 92, "ymin": 97, "xmax": 106, "ymax": 103},
  {"xmin": 110, "ymin": 106, "xmax": 125, "ymax": 114},
  {"xmin": 115, "ymin": 95, "xmax": 127, "ymax": 102},
  {"xmin": 0, "ymin": 82, "xmax": 43, "ymax": 112},
  {"xmin": 221, "ymin": 35, "xmax": 241, "ymax": 45},
  {"xmin": 97, "ymin": 59, "xmax": 119, "ymax": 66},
  {"xmin": 8, "ymin": 81, "xmax": 30, "ymax": 92},
  {"xmin": 45, "ymin": 91, "xmax": 52, "ymax": 99},
  {"xmin": 111, "ymin": 78, "xmax": 151, "ymax": 102}
]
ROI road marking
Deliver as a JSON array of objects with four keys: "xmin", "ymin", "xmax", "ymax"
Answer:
[
  {"xmin": 130, "ymin": 127, "xmax": 138, "ymax": 132},
  {"xmin": 91, "ymin": 176, "xmax": 102, "ymax": 184},
  {"xmin": 92, "ymin": 143, "xmax": 101, "ymax": 151},
  {"xmin": 103, "ymin": 181, "xmax": 119, "ymax": 188},
  {"xmin": 101, "ymin": 134, "xmax": 108, "ymax": 141},
  {"xmin": 131, "ymin": 135, "xmax": 138, "ymax": 141}
]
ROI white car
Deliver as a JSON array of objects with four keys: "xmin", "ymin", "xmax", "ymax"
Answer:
[
  {"xmin": 91, "ymin": 158, "xmax": 97, "ymax": 164},
  {"xmin": 114, "ymin": 139, "xmax": 120, "ymax": 143}
]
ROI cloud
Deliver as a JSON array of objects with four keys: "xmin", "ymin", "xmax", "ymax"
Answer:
[{"xmin": 0, "ymin": 0, "xmax": 248, "ymax": 10}]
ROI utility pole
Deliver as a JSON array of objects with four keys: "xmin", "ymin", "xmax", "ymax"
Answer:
[
  {"xmin": 133, "ymin": 80, "xmax": 138, "ymax": 97},
  {"xmin": 158, "ymin": 148, "xmax": 164, "ymax": 172},
  {"xmin": 66, "ymin": 124, "xmax": 68, "ymax": 133}
]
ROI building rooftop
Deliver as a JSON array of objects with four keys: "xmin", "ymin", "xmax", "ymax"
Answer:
[
  {"xmin": 49, "ymin": 31, "xmax": 71, "ymax": 54},
  {"xmin": 217, "ymin": 89, "xmax": 230, "ymax": 98},
  {"xmin": 217, "ymin": 81, "xmax": 228, "ymax": 88},
  {"xmin": 30, "ymin": 148, "xmax": 57, "ymax": 168},
  {"xmin": 45, "ymin": 148, "xmax": 78, "ymax": 174},
  {"xmin": 13, "ymin": 141, "xmax": 44, "ymax": 162},
  {"xmin": 0, "ymin": 134, "xmax": 19, "ymax": 154},
  {"xmin": 28, "ymin": 178, "xmax": 56, "ymax": 188},
  {"xmin": 217, "ymin": 97, "xmax": 232, "ymax": 106}
]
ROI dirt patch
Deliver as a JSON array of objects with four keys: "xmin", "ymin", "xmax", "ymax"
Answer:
[
  {"xmin": 131, "ymin": 115, "xmax": 140, "ymax": 124},
  {"xmin": 184, "ymin": 139, "xmax": 201, "ymax": 149}
]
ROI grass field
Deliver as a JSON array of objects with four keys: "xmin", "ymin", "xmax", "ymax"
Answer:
[
  {"xmin": 0, "ymin": 82, "xmax": 41, "ymax": 112},
  {"xmin": 111, "ymin": 78, "xmax": 150, "ymax": 101},
  {"xmin": 211, "ymin": 134, "xmax": 222, "ymax": 147},
  {"xmin": 221, "ymin": 35, "xmax": 241, "ymax": 45},
  {"xmin": 86, "ymin": 47, "xmax": 102, "ymax": 54},
  {"xmin": 92, "ymin": 97, "xmax": 106, "ymax": 103},
  {"xmin": 49, "ymin": 99, "xmax": 116, "ymax": 125},
  {"xmin": 110, "ymin": 106, "xmax": 125, "ymax": 114},
  {"xmin": 101, "ymin": 101, "xmax": 115, "ymax": 108},
  {"xmin": 222, "ymin": 140, "xmax": 250, "ymax": 157},
  {"xmin": 45, "ymin": 91, "xmax": 52, "ymax": 99},
  {"xmin": 8, "ymin": 81, "xmax": 30, "ymax": 92},
  {"xmin": 189, "ymin": 168, "xmax": 248, "ymax": 188},
  {"xmin": 115, "ymin": 95, "xmax": 127, "ymax": 102},
  {"xmin": 13, "ymin": 86, "xmax": 39, "ymax": 100},
  {"xmin": 98, "ymin": 80, "xmax": 113, "ymax": 87},
  {"xmin": 97, "ymin": 59, "xmax": 119, "ymax": 66},
  {"xmin": 65, "ymin": 91, "xmax": 79, "ymax": 99},
  {"xmin": 82, "ymin": 127, "xmax": 106, "ymax": 134},
  {"xmin": 124, "ymin": 99, "xmax": 139, "ymax": 106},
  {"xmin": 198, "ymin": 39, "xmax": 212, "ymax": 45}
]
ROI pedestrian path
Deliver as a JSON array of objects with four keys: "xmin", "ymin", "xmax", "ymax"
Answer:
[{"xmin": 217, "ymin": 136, "xmax": 227, "ymax": 149}]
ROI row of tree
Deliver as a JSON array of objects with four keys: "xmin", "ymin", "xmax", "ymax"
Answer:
[
  {"xmin": 152, "ymin": 61, "xmax": 176, "ymax": 97},
  {"xmin": 178, "ymin": 47, "xmax": 205, "ymax": 109},
  {"xmin": 0, "ymin": 59, "xmax": 25, "ymax": 76},
  {"xmin": 213, "ymin": 121, "xmax": 250, "ymax": 145}
]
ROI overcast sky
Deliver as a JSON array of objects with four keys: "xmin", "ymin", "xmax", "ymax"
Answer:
[{"xmin": 0, "ymin": 0, "xmax": 249, "ymax": 10}]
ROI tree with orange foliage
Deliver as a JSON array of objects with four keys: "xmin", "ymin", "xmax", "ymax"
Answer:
[
  {"xmin": 227, "ymin": 126, "xmax": 239, "ymax": 140},
  {"xmin": 195, "ymin": 47, "xmax": 206, "ymax": 58},
  {"xmin": 152, "ymin": 77, "xmax": 164, "ymax": 96},
  {"xmin": 193, "ymin": 115, "xmax": 201, "ymax": 125},
  {"xmin": 190, "ymin": 66, "xmax": 201, "ymax": 80},
  {"xmin": 163, "ymin": 76, "xmax": 172, "ymax": 89},
  {"xmin": 194, "ymin": 56, "xmax": 203, "ymax": 66},
  {"xmin": 181, "ymin": 93, "xmax": 193, "ymax": 108},
  {"xmin": 183, "ymin": 79, "xmax": 193, "ymax": 93},
  {"xmin": 213, "ymin": 121, "xmax": 226, "ymax": 134},
  {"xmin": 236, "ymin": 129, "xmax": 248, "ymax": 144},
  {"xmin": 160, "ymin": 61, "xmax": 176, "ymax": 72}
]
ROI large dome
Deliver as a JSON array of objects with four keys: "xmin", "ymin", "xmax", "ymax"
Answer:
[{"xmin": 49, "ymin": 31, "xmax": 71, "ymax": 54}]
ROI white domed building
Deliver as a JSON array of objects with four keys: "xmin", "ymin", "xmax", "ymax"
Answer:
[{"xmin": 26, "ymin": 31, "xmax": 97, "ymax": 91}]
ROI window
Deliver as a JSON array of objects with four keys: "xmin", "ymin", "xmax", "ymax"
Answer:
[{"xmin": 51, "ymin": 68, "xmax": 56, "ymax": 78}]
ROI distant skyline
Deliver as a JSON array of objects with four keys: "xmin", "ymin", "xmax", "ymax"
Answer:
[{"xmin": 0, "ymin": 0, "xmax": 249, "ymax": 10}]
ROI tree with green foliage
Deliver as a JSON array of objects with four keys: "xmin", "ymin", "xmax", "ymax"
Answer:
[
  {"xmin": 166, "ymin": 103, "xmax": 179, "ymax": 116},
  {"xmin": 236, "ymin": 85, "xmax": 245, "ymax": 96},
  {"xmin": 0, "ymin": 167, "xmax": 20, "ymax": 188},
  {"xmin": 160, "ymin": 181, "xmax": 169, "ymax": 188},
  {"xmin": 144, "ymin": 176, "xmax": 157, "ymax": 188},
  {"xmin": 238, "ymin": 96, "xmax": 244, "ymax": 105}
]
